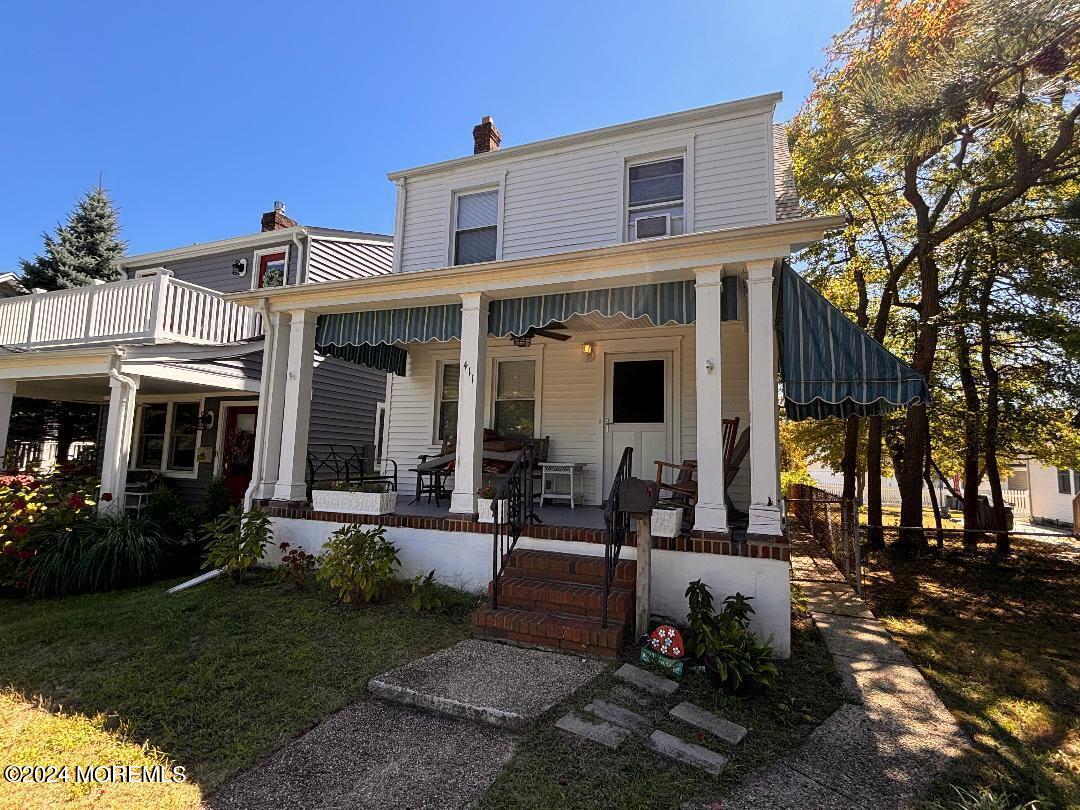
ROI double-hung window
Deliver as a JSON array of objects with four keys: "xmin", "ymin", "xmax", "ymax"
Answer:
[
  {"xmin": 135, "ymin": 401, "xmax": 202, "ymax": 475},
  {"xmin": 627, "ymin": 157, "xmax": 684, "ymax": 241},
  {"xmin": 1058, "ymin": 468, "xmax": 1073, "ymax": 495},
  {"xmin": 436, "ymin": 363, "xmax": 460, "ymax": 443},
  {"xmin": 453, "ymin": 189, "xmax": 498, "ymax": 265},
  {"xmin": 493, "ymin": 359, "xmax": 536, "ymax": 439}
]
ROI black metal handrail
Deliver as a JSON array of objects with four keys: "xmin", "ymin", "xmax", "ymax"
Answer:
[
  {"xmin": 602, "ymin": 446, "xmax": 634, "ymax": 628},
  {"xmin": 306, "ymin": 444, "xmax": 398, "ymax": 498},
  {"xmin": 490, "ymin": 444, "xmax": 537, "ymax": 610}
]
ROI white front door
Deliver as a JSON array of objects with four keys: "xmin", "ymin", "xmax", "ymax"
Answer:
[{"xmin": 603, "ymin": 352, "xmax": 674, "ymax": 490}]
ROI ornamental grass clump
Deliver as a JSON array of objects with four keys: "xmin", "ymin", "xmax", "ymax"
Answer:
[{"xmin": 316, "ymin": 524, "xmax": 399, "ymax": 604}]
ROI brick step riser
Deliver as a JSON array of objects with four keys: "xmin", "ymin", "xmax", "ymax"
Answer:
[
  {"xmin": 503, "ymin": 553, "xmax": 635, "ymax": 584},
  {"xmin": 491, "ymin": 593, "xmax": 634, "ymax": 623},
  {"xmin": 488, "ymin": 581, "xmax": 634, "ymax": 620},
  {"xmin": 470, "ymin": 608, "xmax": 626, "ymax": 658},
  {"xmin": 473, "ymin": 624, "xmax": 620, "ymax": 658},
  {"xmin": 499, "ymin": 566, "xmax": 635, "ymax": 589}
]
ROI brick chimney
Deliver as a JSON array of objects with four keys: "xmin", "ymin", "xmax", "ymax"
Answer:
[
  {"xmin": 472, "ymin": 116, "xmax": 501, "ymax": 154},
  {"xmin": 261, "ymin": 200, "xmax": 298, "ymax": 232}
]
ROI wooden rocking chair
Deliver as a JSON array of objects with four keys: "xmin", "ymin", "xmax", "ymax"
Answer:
[{"xmin": 653, "ymin": 417, "xmax": 741, "ymax": 510}]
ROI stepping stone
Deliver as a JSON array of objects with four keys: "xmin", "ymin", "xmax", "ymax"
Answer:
[
  {"xmin": 670, "ymin": 701, "xmax": 747, "ymax": 744},
  {"xmin": 555, "ymin": 713, "xmax": 630, "ymax": 749},
  {"xmin": 647, "ymin": 730, "xmax": 727, "ymax": 775},
  {"xmin": 610, "ymin": 684, "xmax": 652, "ymax": 707},
  {"xmin": 584, "ymin": 699, "xmax": 654, "ymax": 736},
  {"xmin": 614, "ymin": 663, "xmax": 679, "ymax": 696}
]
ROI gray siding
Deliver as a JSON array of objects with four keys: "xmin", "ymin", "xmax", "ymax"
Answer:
[
  {"xmin": 309, "ymin": 353, "xmax": 386, "ymax": 449},
  {"xmin": 129, "ymin": 242, "xmax": 299, "ymax": 293}
]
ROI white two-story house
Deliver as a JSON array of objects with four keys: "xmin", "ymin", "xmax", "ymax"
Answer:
[{"xmin": 228, "ymin": 93, "xmax": 925, "ymax": 657}]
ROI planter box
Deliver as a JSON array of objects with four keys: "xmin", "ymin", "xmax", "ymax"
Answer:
[
  {"xmin": 478, "ymin": 498, "xmax": 509, "ymax": 524},
  {"xmin": 651, "ymin": 507, "xmax": 684, "ymax": 538},
  {"xmin": 311, "ymin": 489, "xmax": 398, "ymax": 516}
]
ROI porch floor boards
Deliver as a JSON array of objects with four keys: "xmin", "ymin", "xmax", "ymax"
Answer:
[{"xmin": 472, "ymin": 549, "xmax": 636, "ymax": 658}]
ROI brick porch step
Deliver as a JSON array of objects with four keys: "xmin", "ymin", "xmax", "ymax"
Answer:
[
  {"xmin": 500, "ymin": 549, "xmax": 635, "ymax": 589},
  {"xmin": 488, "ymin": 576, "xmax": 634, "ymax": 623},
  {"xmin": 471, "ymin": 606, "xmax": 627, "ymax": 657}
]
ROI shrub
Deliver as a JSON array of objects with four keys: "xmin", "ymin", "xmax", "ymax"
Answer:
[
  {"xmin": 144, "ymin": 484, "xmax": 204, "ymax": 577},
  {"xmin": 408, "ymin": 569, "xmax": 444, "ymax": 613},
  {"xmin": 203, "ymin": 507, "xmax": 271, "ymax": 583},
  {"xmin": 277, "ymin": 542, "xmax": 317, "ymax": 590},
  {"xmin": 685, "ymin": 580, "xmax": 778, "ymax": 692},
  {"xmin": 28, "ymin": 515, "xmax": 166, "ymax": 597},
  {"xmin": 316, "ymin": 524, "xmax": 399, "ymax": 603},
  {"xmin": 202, "ymin": 476, "xmax": 233, "ymax": 521}
]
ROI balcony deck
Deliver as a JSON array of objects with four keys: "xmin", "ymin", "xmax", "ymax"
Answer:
[{"xmin": 0, "ymin": 270, "xmax": 260, "ymax": 349}]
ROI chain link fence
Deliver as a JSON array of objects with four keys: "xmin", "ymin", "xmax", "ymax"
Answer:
[{"xmin": 787, "ymin": 483, "xmax": 862, "ymax": 593}]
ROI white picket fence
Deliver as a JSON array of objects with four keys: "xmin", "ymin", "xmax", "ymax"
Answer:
[
  {"xmin": 0, "ymin": 270, "xmax": 260, "ymax": 349},
  {"xmin": 813, "ymin": 480, "xmax": 1031, "ymax": 516}
]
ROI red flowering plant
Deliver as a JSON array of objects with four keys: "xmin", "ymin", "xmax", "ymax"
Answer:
[
  {"xmin": 0, "ymin": 469, "xmax": 98, "ymax": 591},
  {"xmin": 276, "ymin": 542, "xmax": 317, "ymax": 591}
]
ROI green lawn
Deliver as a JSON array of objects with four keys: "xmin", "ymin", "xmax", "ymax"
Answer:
[
  {"xmin": 480, "ymin": 611, "xmax": 847, "ymax": 809},
  {"xmin": 0, "ymin": 572, "xmax": 477, "ymax": 806},
  {"xmin": 860, "ymin": 538, "xmax": 1080, "ymax": 809}
]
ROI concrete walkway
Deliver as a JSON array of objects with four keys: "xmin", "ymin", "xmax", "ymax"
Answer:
[{"xmin": 721, "ymin": 535, "xmax": 967, "ymax": 809}]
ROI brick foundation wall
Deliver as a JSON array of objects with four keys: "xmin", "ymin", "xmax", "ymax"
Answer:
[{"xmin": 258, "ymin": 503, "xmax": 789, "ymax": 562}]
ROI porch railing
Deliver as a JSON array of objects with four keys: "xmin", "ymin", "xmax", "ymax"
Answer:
[
  {"xmin": 0, "ymin": 271, "xmax": 261, "ymax": 349},
  {"xmin": 489, "ymin": 444, "xmax": 537, "ymax": 610},
  {"xmin": 601, "ymin": 446, "xmax": 634, "ymax": 628}
]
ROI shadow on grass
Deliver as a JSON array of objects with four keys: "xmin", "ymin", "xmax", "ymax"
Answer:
[
  {"xmin": 0, "ymin": 571, "xmax": 479, "ymax": 799},
  {"xmin": 859, "ymin": 539, "xmax": 1080, "ymax": 808}
]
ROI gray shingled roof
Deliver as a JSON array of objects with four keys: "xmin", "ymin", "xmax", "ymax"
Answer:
[
  {"xmin": 773, "ymin": 123, "xmax": 802, "ymax": 221},
  {"xmin": 308, "ymin": 237, "xmax": 394, "ymax": 281}
]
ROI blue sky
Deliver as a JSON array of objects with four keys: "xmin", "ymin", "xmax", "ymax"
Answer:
[{"xmin": 1, "ymin": 1, "xmax": 852, "ymax": 268}]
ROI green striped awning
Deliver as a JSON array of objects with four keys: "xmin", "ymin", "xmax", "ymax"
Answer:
[
  {"xmin": 779, "ymin": 264, "xmax": 928, "ymax": 420},
  {"xmin": 315, "ymin": 280, "xmax": 734, "ymax": 375}
]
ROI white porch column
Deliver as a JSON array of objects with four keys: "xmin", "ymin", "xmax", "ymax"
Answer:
[
  {"xmin": 272, "ymin": 309, "xmax": 317, "ymax": 503},
  {"xmin": 247, "ymin": 310, "xmax": 291, "ymax": 505},
  {"xmin": 449, "ymin": 292, "xmax": 488, "ymax": 517},
  {"xmin": 99, "ymin": 370, "xmax": 139, "ymax": 514},
  {"xmin": 0, "ymin": 381, "xmax": 15, "ymax": 467},
  {"xmin": 693, "ymin": 267, "xmax": 728, "ymax": 533},
  {"xmin": 746, "ymin": 259, "xmax": 783, "ymax": 537}
]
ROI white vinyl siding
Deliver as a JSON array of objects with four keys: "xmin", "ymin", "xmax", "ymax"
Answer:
[
  {"xmin": 396, "ymin": 111, "xmax": 774, "ymax": 274},
  {"xmin": 381, "ymin": 324, "xmax": 750, "ymax": 506},
  {"xmin": 1027, "ymin": 459, "xmax": 1078, "ymax": 525}
]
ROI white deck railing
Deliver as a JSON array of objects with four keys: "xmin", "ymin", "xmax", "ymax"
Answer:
[
  {"xmin": 814, "ymin": 480, "xmax": 1031, "ymax": 516},
  {"xmin": 0, "ymin": 270, "xmax": 261, "ymax": 349}
]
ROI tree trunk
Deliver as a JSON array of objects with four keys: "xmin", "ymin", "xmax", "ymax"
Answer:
[
  {"xmin": 955, "ymin": 321, "xmax": 984, "ymax": 546},
  {"xmin": 923, "ymin": 442, "xmax": 944, "ymax": 548},
  {"xmin": 979, "ymin": 232, "xmax": 1009, "ymax": 555},
  {"xmin": 56, "ymin": 409, "xmax": 74, "ymax": 466},
  {"xmin": 841, "ymin": 414, "xmax": 860, "ymax": 501}
]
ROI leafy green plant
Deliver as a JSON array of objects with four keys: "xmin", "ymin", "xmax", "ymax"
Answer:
[
  {"xmin": 320, "ymin": 480, "xmax": 392, "ymax": 493},
  {"xmin": 408, "ymin": 569, "xmax": 444, "ymax": 613},
  {"xmin": 202, "ymin": 507, "xmax": 271, "ymax": 583},
  {"xmin": 276, "ymin": 542, "xmax": 317, "ymax": 590},
  {"xmin": 202, "ymin": 476, "xmax": 233, "ymax": 521},
  {"xmin": 316, "ymin": 524, "xmax": 399, "ymax": 603},
  {"xmin": 28, "ymin": 515, "xmax": 166, "ymax": 597},
  {"xmin": 685, "ymin": 579, "xmax": 778, "ymax": 692}
]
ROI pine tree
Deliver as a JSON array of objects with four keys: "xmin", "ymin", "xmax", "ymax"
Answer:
[{"xmin": 19, "ymin": 185, "xmax": 126, "ymax": 291}]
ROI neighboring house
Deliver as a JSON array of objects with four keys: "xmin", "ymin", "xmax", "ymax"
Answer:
[
  {"xmin": 0, "ymin": 272, "xmax": 26, "ymax": 298},
  {"xmin": 228, "ymin": 93, "xmax": 925, "ymax": 657},
  {"xmin": 1024, "ymin": 457, "xmax": 1079, "ymax": 528},
  {"xmin": 0, "ymin": 203, "xmax": 392, "ymax": 507}
]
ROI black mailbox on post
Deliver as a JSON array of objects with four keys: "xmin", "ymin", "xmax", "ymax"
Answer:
[{"xmin": 618, "ymin": 477, "xmax": 658, "ymax": 514}]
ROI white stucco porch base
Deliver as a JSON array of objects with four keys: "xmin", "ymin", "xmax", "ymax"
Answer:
[{"xmin": 269, "ymin": 517, "xmax": 791, "ymax": 658}]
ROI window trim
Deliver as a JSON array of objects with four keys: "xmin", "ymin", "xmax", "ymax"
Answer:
[
  {"xmin": 617, "ymin": 137, "xmax": 695, "ymax": 243},
  {"xmin": 432, "ymin": 355, "xmax": 461, "ymax": 445},
  {"xmin": 1058, "ymin": 468, "xmax": 1073, "ymax": 495},
  {"xmin": 445, "ymin": 173, "xmax": 506, "ymax": 267},
  {"xmin": 130, "ymin": 395, "xmax": 207, "ymax": 480},
  {"xmin": 251, "ymin": 245, "xmax": 291, "ymax": 290}
]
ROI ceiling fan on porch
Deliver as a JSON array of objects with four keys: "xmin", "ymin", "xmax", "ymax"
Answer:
[{"xmin": 510, "ymin": 321, "xmax": 571, "ymax": 348}]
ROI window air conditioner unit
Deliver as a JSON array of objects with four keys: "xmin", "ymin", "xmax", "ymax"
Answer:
[{"xmin": 634, "ymin": 214, "xmax": 670, "ymax": 240}]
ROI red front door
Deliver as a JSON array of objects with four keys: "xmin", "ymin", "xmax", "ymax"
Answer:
[{"xmin": 222, "ymin": 406, "xmax": 258, "ymax": 505}]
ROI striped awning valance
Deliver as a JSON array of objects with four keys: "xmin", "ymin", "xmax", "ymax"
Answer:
[
  {"xmin": 779, "ymin": 264, "xmax": 928, "ymax": 420},
  {"xmin": 315, "ymin": 304, "xmax": 461, "ymax": 376},
  {"xmin": 488, "ymin": 280, "xmax": 698, "ymax": 337}
]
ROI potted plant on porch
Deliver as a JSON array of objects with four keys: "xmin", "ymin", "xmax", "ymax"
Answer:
[
  {"xmin": 311, "ymin": 480, "xmax": 398, "ymax": 516},
  {"xmin": 476, "ymin": 484, "xmax": 508, "ymax": 524}
]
